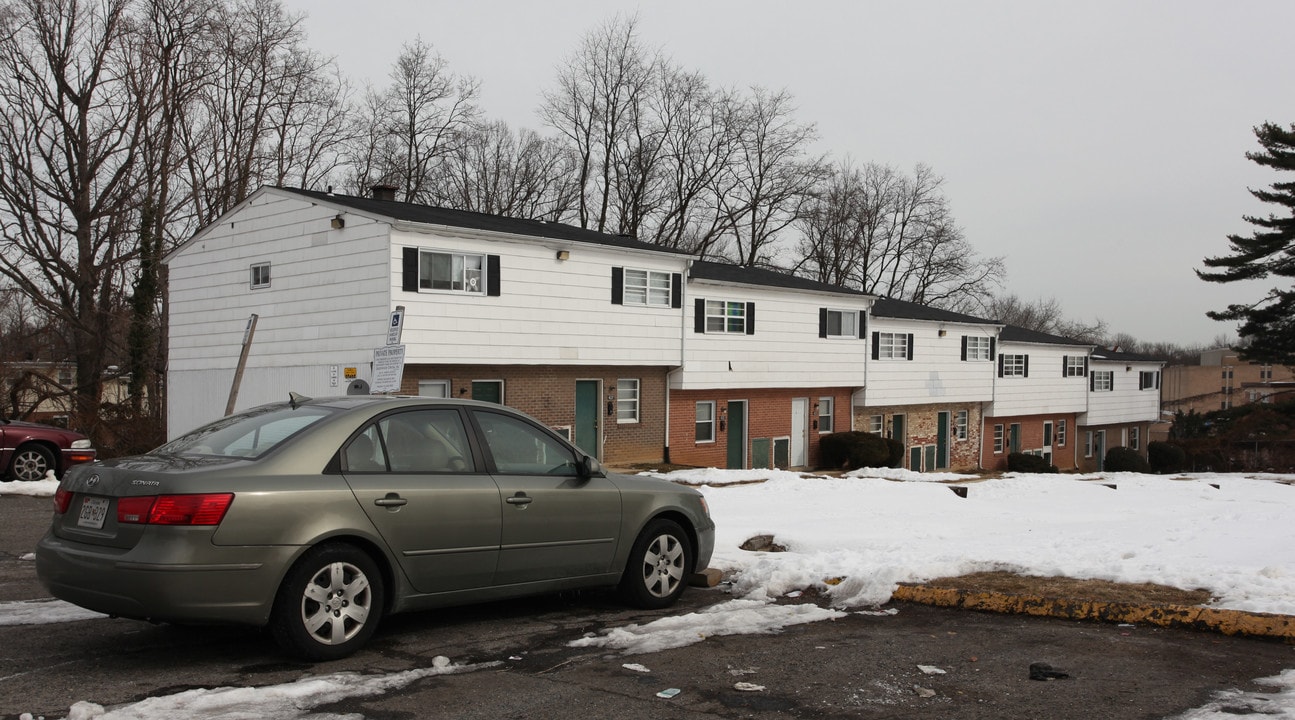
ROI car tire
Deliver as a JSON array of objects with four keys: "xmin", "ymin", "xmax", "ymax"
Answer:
[
  {"xmin": 269, "ymin": 543, "xmax": 385, "ymax": 661},
  {"xmin": 619, "ymin": 518, "xmax": 693, "ymax": 610},
  {"xmin": 6, "ymin": 444, "xmax": 55, "ymax": 482}
]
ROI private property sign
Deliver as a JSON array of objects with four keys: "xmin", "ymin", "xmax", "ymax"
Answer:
[{"xmin": 372, "ymin": 345, "xmax": 406, "ymax": 393}]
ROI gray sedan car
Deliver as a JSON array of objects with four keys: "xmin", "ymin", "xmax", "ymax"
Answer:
[{"xmin": 36, "ymin": 395, "xmax": 715, "ymax": 660}]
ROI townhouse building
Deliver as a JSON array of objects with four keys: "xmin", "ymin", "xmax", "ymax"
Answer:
[
  {"xmin": 1079, "ymin": 347, "xmax": 1164, "ymax": 471},
  {"xmin": 981, "ymin": 326, "xmax": 1093, "ymax": 471},
  {"xmin": 855, "ymin": 298, "xmax": 1001, "ymax": 472},
  {"xmin": 163, "ymin": 186, "xmax": 1164, "ymax": 472}
]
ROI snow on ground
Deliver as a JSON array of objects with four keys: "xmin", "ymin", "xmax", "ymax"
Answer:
[{"xmin": 5, "ymin": 468, "xmax": 1295, "ymax": 719}]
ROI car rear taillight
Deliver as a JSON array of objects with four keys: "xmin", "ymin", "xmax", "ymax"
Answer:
[
  {"xmin": 54, "ymin": 488, "xmax": 73, "ymax": 514},
  {"xmin": 116, "ymin": 494, "xmax": 234, "ymax": 526}
]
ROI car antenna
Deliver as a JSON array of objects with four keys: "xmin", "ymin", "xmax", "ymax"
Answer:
[{"xmin": 289, "ymin": 392, "xmax": 311, "ymax": 410}]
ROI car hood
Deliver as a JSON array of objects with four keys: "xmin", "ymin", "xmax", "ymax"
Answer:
[{"xmin": 2, "ymin": 419, "xmax": 83, "ymax": 440}]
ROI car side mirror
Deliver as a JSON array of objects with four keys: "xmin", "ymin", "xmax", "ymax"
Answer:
[{"xmin": 580, "ymin": 455, "xmax": 602, "ymax": 479}]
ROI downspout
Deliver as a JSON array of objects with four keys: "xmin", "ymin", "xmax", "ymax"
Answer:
[{"xmin": 664, "ymin": 259, "xmax": 694, "ymax": 463}]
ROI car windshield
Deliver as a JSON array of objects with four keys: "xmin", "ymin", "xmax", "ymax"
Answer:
[{"xmin": 154, "ymin": 404, "xmax": 334, "ymax": 459}]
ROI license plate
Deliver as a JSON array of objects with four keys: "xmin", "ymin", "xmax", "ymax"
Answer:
[{"xmin": 77, "ymin": 496, "xmax": 110, "ymax": 529}]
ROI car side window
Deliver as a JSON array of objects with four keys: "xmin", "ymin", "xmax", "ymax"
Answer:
[
  {"xmin": 344, "ymin": 425, "xmax": 388, "ymax": 472},
  {"xmin": 375, "ymin": 409, "xmax": 475, "ymax": 473},
  {"xmin": 473, "ymin": 410, "xmax": 578, "ymax": 476}
]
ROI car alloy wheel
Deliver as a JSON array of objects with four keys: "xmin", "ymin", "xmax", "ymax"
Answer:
[
  {"xmin": 271, "ymin": 543, "xmax": 385, "ymax": 661},
  {"xmin": 620, "ymin": 518, "xmax": 692, "ymax": 609},
  {"xmin": 7, "ymin": 445, "xmax": 54, "ymax": 482}
]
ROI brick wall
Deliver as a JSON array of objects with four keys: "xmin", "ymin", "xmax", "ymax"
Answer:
[
  {"xmin": 668, "ymin": 387, "xmax": 855, "ymax": 470},
  {"xmin": 981, "ymin": 413, "xmax": 1082, "ymax": 471},
  {"xmin": 400, "ymin": 364, "xmax": 667, "ymax": 465},
  {"xmin": 853, "ymin": 403, "xmax": 984, "ymax": 472}
]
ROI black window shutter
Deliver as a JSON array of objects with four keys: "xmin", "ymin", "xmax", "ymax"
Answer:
[
  {"xmin": 487, "ymin": 255, "xmax": 501, "ymax": 296},
  {"xmin": 694, "ymin": 298, "xmax": 706, "ymax": 333},
  {"xmin": 1156, "ymin": 371, "xmax": 1161, "ymax": 389},
  {"xmin": 961, "ymin": 336, "xmax": 968, "ymax": 361},
  {"xmin": 401, "ymin": 248, "xmax": 419, "ymax": 292},
  {"xmin": 1083, "ymin": 357, "xmax": 1089, "ymax": 376},
  {"xmin": 746, "ymin": 302, "xmax": 756, "ymax": 334},
  {"xmin": 998, "ymin": 355, "xmax": 1005, "ymax": 378},
  {"xmin": 819, "ymin": 308, "xmax": 828, "ymax": 338},
  {"xmin": 1023, "ymin": 354, "xmax": 1030, "ymax": 378},
  {"xmin": 906, "ymin": 333, "xmax": 914, "ymax": 360},
  {"xmin": 1062, "ymin": 356, "xmax": 1069, "ymax": 377},
  {"xmin": 859, "ymin": 313, "xmax": 867, "ymax": 339},
  {"xmin": 1090, "ymin": 372, "xmax": 1097, "ymax": 391},
  {"xmin": 671, "ymin": 273, "xmax": 682, "ymax": 309},
  {"xmin": 611, "ymin": 267, "xmax": 623, "ymax": 305},
  {"xmin": 871, "ymin": 331, "xmax": 880, "ymax": 360},
  {"xmin": 989, "ymin": 338, "xmax": 996, "ymax": 359}
]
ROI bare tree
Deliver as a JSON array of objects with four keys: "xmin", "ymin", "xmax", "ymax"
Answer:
[
  {"xmin": 986, "ymin": 294, "xmax": 1107, "ymax": 343},
  {"xmin": 429, "ymin": 120, "xmax": 579, "ymax": 220},
  {"xmin": 0, "ymin": 0, "xmax": 150, "ymax": 433},
  {"xmin": 540, "ymin": 14, "xmax": 654, "ymax": 232}
]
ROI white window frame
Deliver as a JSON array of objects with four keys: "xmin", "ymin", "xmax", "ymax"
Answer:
[
  {"xmin": 1057, "ymin": 419, "xmax": 1067, "ymax": 447},
  {"xmin": 965, "ymin": 336, "xmax": 992, "ymax": 361},
  {"xmin": 1139, "ymin": 371, "xmax": 1159, "ymax": 390},
  {"xmin": 250, "ymin": 262, "xmax": 271, "ymax": 289},
  {"xmin": 867, "ymin": 415, "xmax": 884, "ymax": 434},
  {"xmin": 705, "ymin": 300, "xmax": 747, "ymax": 334},
  {"xmin": 955, "ymin": 410, "xmax": 968, "ymax": 441},
  {"xmin": 695, "ymin": 401, "xmax": 716, "ymax": 443},
  {"xmin": 1065, "ymin": 356, "xmax": 1086, "ymax": 377},
  {"xmin": 876, "ymin": 332, "xmax": 909, "ymax": 360},
  {"xmin": 1001, "ymin": 354, "xmax": 1027, "ymax": 377},
  {"xmin": 993, "ymin": 424, "xmax": 1004, "ymax": 454},
  {"xmin": 1085, "ymin": 431, "xmax": 1094, "ymax": 458},
  {"xmin": 817, "ymin": 397, "xmax": 833, "ymax": 433},
  {"xmin": 1092, "ymin": 371, "xmax": 1114, "ymax": 392},
  {"xmin": 418, "ymin": 380, "xmax": 450, "ymax": 398},
  {"xmin": 1130, "ymin": 427, "xmax": 1140, "ymax": 451},
  {"xmin": 419, "ymin": 249, "xmax": 485, "ymax": 294},
  {"xmin": 616, "ymin": 379, "xmax": 640, "ymax": 424},
  {"xmin": 825, "ymin": 310, "xmax": 859, "ymax": 338},
  {"xmin": 623, "ymin": 268, "xmax": 672, "ymax": 307}
]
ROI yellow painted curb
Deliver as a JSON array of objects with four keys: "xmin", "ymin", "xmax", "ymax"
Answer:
[{"xmin": 891, "ymin": 584, "xmax": 1295, "ymax": 640}]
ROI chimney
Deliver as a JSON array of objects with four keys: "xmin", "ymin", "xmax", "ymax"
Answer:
[{"xmin": 371, "ymin": 184, "xmax": 397, "ymax": 202}]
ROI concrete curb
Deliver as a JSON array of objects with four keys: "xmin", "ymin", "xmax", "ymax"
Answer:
[{"xmin": 891, "ymin": 584, "xmax": 1295, "ymax": 640}]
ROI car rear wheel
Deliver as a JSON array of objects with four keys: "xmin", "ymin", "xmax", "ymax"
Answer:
[
  {"xmin": 270, "ymin": 543, "xmax": 385, "ymax": 661},
  {"xmin": 6, "ymin": 444, "xmax": 55, "ymax": 482},
  {"xmin": 619, "ymin": 518, "xmax": 693, "ymax": 609}
]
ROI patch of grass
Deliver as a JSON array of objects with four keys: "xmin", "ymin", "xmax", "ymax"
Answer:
[{"xmin": 923, "ymin": 571, "xmax": 1213, "ymax": 606}]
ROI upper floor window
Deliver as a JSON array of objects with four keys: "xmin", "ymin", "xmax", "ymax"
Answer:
[
  {"xmin": 701, "ymin": 300, "xmax": 751, "ymax": 334},
  {"xmin": 820, "ymin": 309, "xmax": 860, "ymax": 339},
  {"xmin": 617, "ymin": 379, "xmax": 640, "ymax": 423},
  {"xmin": 1261, "ymin": 365, "xmax": 1274, "ymax": 380},
  {"xmin": 999, "ymin": 353, "xmax": 1028, "ymax": 377},
  {"xmin": 421, "ymin": 250, "xmax": 483, "ymax": 293},
  {"xmin": 873, "ymin": 332, "xmax": 912, "ymax": 360},
  {"xmin": 1139, "ymin": 371, "xmax": 1160, "ymax": 390},
  {"xmin": 623, "ymin": 269, "xmax": 672, "ymax": 307},
  {"xmin": 962, "ymin": 336, "xmax": 993, "ymax": 361},
  {"xmin": 250, "ymin": 262, "xmax": 271, "ymax": 289},
  {"xmin": 1091, "ymin": 370, "xmax": 1114, "ymax": 391},
  {"xmin": 1064, "ymin": 355, "xmax": 1087, "ymax": 377}
]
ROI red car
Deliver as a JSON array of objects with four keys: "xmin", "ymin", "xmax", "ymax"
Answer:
[{"xmin": 1, "ymin": 417, "xmax": 96, "ymax": 482}]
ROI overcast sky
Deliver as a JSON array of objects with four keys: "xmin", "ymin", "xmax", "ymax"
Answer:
[{"xmin": 286, "ymin": 0, "xmax": 1295, "ymax": 347}]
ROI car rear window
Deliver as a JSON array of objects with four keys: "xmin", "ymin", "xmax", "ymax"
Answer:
[{"xmin": 154, "ymin": 404, "xmax": 334, "ymax": 459}]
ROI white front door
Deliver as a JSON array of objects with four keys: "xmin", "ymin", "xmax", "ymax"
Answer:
[{"xmin": 790, "ymin": 398, "xmax": 809, "ymax": 467}]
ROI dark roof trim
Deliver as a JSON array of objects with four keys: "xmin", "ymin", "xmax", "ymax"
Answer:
[
  {"xmin": 279, "ymin": 187, "xmax": 693, "ymax": 256},
  {"xmin": 689, "ymin": 261, "xmax": 872, "ymax": 298},
  {"xmin": 870, "ymin": 296, "xmax": 997, "ymax": 325},
  {"xmin": 997, "ymin": 324, "xmax": 1093, "ymax": 347}
]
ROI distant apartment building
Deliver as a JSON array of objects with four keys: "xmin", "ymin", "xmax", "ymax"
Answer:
[{"xmin": 1162, "ymin": 349, "xmax": 1295, "ymax": 416}]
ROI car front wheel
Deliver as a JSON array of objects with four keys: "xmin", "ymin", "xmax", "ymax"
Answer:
[
  {"xmin": 270, "ymin": 543, "xmax": 385, "ymax": 661},
  {"xmin": 6, "ymin": 444, "xmax": 55, "ymax": 482},
  {"xmin": 620, "ymin": 518, "xmax": 693, "ymax": 609}
]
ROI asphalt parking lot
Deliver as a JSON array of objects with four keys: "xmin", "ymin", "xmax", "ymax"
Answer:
[{"xmin": 2, "ymin": 494, "xmax": 1293, "ymax": 719}]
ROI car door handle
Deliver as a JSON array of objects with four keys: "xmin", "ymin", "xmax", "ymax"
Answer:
[
  {"xmin": 506, "ymin": 492, "xmax": 533, "ymax": 506},
  {"xmin": 374, "ymin": 493, "xmax": 408, "ymax": 508}
]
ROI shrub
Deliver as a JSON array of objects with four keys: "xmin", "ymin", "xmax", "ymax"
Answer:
[
  {"xmin": 819, "ymin": 431, "xmax": 900, "ymax": 470},
  {"xmin": 1147, "ymin": 441, "xmax": 1187, "ymax": 474},
  {"xmin": 1007, "ymin": 452, "xmax": 1057, "ymax": 473},
  {"xmin": 1104, "ymin": 446, "xmax": 1150, "ymax": 473}
]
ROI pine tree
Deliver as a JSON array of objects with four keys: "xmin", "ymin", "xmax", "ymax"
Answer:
[{"xmin": 1199, "ymin": 122, "xmax": 1295, "ymax": 364}]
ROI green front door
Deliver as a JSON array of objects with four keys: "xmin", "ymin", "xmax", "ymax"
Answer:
[
  {"xmin": 937, "ymin": 411, "xmax": 950, "ymax": 470},
  {"xmin": 574, "ymin": 380, "xmax": 599, "ymax": 458},
  {"xmin": 726, "ymin": 401, "xmax": 746, "ymax": 469}
]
